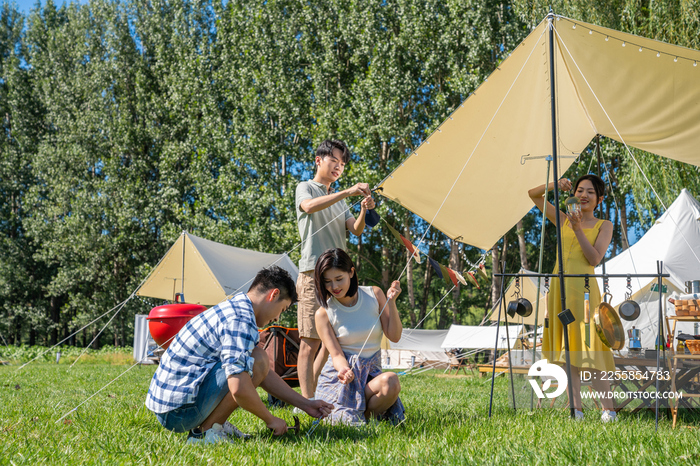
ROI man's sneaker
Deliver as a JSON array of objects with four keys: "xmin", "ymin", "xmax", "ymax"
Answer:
[
  {"xmin": 574, "ymin": 409, "xmax": 584, "ymax": 421},
  {"xmin": 186, "ymin": 424, "xmax": 233, "ymax": 445},
  {"xmin": 221, "ymin": 421, "xmax": 251, "ymax": 440},
  {"xmin": 601, "ymin": 410, "xmax": 617, "ymax": 423}
]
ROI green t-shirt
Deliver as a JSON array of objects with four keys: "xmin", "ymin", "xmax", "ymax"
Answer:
[{"xmin": 296, "ymin": 180, "xmax": 354, "ymax": 272}]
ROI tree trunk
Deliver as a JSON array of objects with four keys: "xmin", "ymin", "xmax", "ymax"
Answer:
[
  {"xmin": 92, "ymin": 325, "xmax": 101, "ymax": 349},
  {"xmin": 418, "ymin": 248, "xmax": 433, "ymax": 328},
  {"xmin": 356, "ymin": 240, "xmax": 362, "ymax": 280},
  {"xmin": 605, "ymin": 198, "xmax": 616, "ymax": 256},
  {"xmin": 381, "ymin": 245, "xmax": 390, "ymax": 289},
  {"xmin": 50, "ymin": 296, "xmax": 60, "ymax": 346},
  {"xmin": 14, "ymin": 318, "xmax": 21, "ymax": 346},
  {"xmin": 516, "ymin": 219, "xmax": 529, "ymax": 270},
  {"xmin": 449, "ymin": 240, "xmax": 461, "ymax": 324},
  {"xmin": 619, "ymin": 196, "xmax": 629, "ymax": 250}
]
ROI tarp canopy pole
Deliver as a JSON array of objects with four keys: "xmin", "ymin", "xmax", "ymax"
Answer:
[
  {"xmin": 489, "ymin": 259, "xmax": 509, "ymax": 418},
  {"xmin": 531, "ymin": 155, "xmax": 551, "ymax": 409},
  {"xmin": 180, "ymin": 231, "xmax": 186, "ymax": 299}
]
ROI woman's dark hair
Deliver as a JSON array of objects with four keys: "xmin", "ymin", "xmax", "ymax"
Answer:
[
  {"xmin": 574, "ymin": 174, "xmax": 606, "ymax": 205},
  {"xmin": 314, "ymin": 248, "xmax": 358, "ymax": 306}
]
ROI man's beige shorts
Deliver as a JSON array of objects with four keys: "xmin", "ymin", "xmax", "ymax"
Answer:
[{"xmin": 296, "ymin": 271, "xmax": 321, "ymax": 339}]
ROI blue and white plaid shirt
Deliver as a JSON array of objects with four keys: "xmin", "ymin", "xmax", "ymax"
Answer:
[{"xmin": 145, "ymin": 293, "xmax": 259, "ymax": 414}]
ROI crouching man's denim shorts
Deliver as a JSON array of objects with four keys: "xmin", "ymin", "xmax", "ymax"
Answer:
[{"xmin": 155, "ymin": 362, "xmax": 229, "ymax": 432}]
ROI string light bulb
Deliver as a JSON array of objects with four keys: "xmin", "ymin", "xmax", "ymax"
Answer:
[
  {"xmin": 589, "ymin": 30, "xmax": 593, "ymax": 35},
  {"xmin": 674, "ymin": 57, "xmax": 678, "ymax": 62},
  {"xmin": 657, "ymin": 52, "xmax": 661, "ymax": 57},
  {"xmin": 572, "ymin": 24, "xmax": 576, "ymax": 29},
  {"xmin": 622, "ymin": 41, "xmax": 626, "ymax": 47},
  {"xmin": 605, "ymin": 36, "xmax": 609, "ymax": 41},
  {"xmin": 639, "ymin": 47, "xmax": 643, "ymax": 52}
]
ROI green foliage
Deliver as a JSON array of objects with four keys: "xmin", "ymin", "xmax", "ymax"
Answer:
[
  {"xmin": 1, "ymin": 0, "xmax": 699, "ymax": 346},
  {"xmin": 0, "ymin": 344, "xmax": 133, "ymax": 363}
]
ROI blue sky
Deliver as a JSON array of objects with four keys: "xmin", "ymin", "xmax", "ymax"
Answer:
[{"xmin": 10, "ymin": 0, "xmax": 87, "ymax": 15}]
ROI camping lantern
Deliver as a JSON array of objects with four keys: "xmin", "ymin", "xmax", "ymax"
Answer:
[{"xmin": 147, "ymin": 303, "xmax": 207, "ymax": 349}]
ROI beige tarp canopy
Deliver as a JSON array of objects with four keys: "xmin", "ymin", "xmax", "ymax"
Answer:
[
  {"xmin": 136, "ymin": 232, "xmax": 299, "ymax": 306},
  {"xmin": 377, "ymin": 14, "xmax": 700, "ymax": 250},
  {"xmin": 489, "ymin": 269, "xmax": 547, "ymax": 326}
]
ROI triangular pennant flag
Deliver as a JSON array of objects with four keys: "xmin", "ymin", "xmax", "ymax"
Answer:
[
  {"xmin": 365, "ymin": 209, "xmax": 381, "ymax": 228},
  {"xmin": 439, "ymin": 264, "xmax": 453, "ymax": 286},
  {"xmin": 428, "ymin": 257, "xmax": 443, "ymax": 279},
  {"xmin": 384, "ymin": 221, "xmax": 404, "ymax": 244},
  {"xmin": 477, "ymin": 263, "xmax": 489, "ymax": 281},
  {"xmin": 445, "ymin": 267, "xmax": 459, "ymax": 287},
  {"xmin": 453, "ymin": 270, "xmax": 468, "ymax": 286},
  {"xmin": 466, "ymin": 271, "xmax": 481, "ymax": 289},
  {"xmin": 384, "ymin": 220, "xmax": 421, "ymax": 264},
  {"xmin": 400, "ymin": 235, "xmax": 422, "ymax": 264}
]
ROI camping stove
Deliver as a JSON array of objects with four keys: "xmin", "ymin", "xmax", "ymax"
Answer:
[{"xmin": 627, "ymin": 327, "xmax": 642, "ymax": 356}]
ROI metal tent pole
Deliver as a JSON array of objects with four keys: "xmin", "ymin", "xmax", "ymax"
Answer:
[
  {"xmin": 547, "ymin": 12, "xmax": 576, "ymax": 419},
  {"xmin": 531, "ymin": 156, "xmax": 552, "ymax": 410},
  {"xmin": 488, "ymin": 260, "xmax": 509, "ymax": 417},
  {"xmin": 504, "ymin": 303, "xmax": 517, "ymax": 412},
  {"xmin": 596, "ymin": 136, "xmax": 607, "ymax": 277},
  {"xmin": 181, "ymin": 231, "xmax": 186, "ymax": 300},
  {"xmin": 655, "ymin": 261, "xmax": 664, "ymax": 432}
]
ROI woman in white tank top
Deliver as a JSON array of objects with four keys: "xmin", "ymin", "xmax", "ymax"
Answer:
[{"xmin": 313, "ymin": 248, "xmax": 405, "ymax": 425}]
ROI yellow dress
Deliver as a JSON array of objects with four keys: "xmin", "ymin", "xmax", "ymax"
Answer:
[{"xmin": 543, "ymin": 219, "xmax": 615, "ymax": 372}]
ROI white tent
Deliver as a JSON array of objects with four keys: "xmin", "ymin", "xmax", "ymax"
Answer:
[
  {"xmin": 377, "ymin": 14, "xmax": 700, "ymax": 250},
  {"xmin": 595, "ymin": 189, "xmax": 700, "ymax": 348},
  {"xmin": 136, "ymin": 232, "xmax": 299, "ymax": 306},
  {"xmin": 489, "ymin": 269, "xmax": 547, "ymax": 326},
  {"xmin": 441, "ymin": 324, "xmax": 523, "ymax": 350},
  {"xmin": 381, "ymin": 329, "xmax": 450, "ymax": 369},
  {"xmin": 133, "ymin": 314, "xmax": 156, "ymax": 364}
]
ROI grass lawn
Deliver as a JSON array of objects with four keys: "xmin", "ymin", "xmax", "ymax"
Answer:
[{"xmin": 2, "ymin": 360, "xmax": 700, "ymax": 465}]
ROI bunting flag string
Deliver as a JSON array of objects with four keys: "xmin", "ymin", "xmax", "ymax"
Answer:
[
  {"xmin": 383, "ymin": 220, "xmax": 422, "ymax": 264},
  {"xmin": 465, "ymin": 271, "xmax": 481, "ymax": 289},
  {"xmin": 477, "ymin": 263, "xmax": 489, "ymax": 281},
  {"xmin": 452, "ymin": 270, "xmax": 468, "ymax": 287},
  {"xmin": 439, "ymin": 263, "xmax": 458, "ymax": 287},
  {"xmin": 381, "ymin": 216, "xmax": 488, "ymax": 289},
  {"xmin": 428, "ymin": 257, "xmax": 444, "ymax": 279}
]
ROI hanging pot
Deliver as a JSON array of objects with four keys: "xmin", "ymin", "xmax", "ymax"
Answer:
[
  {"xmin": 619, "ymin": 276, "xmax": 641, "ymax": 321},
  {"xmin": 619, "ymin": 297, "xmax": 641, "ymax": 321},
  {"xmin": 594, "ymin": 293, "xmax": 626, "ymax": 350},
  {"xmin": 507, "ymin": 297, "xmax": 533, "ymax": 318}
]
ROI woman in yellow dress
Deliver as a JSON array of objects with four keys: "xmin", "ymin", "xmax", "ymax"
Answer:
[{"xmin": 529, "ymin": 174, "xmax": 616, "ymax": 421}]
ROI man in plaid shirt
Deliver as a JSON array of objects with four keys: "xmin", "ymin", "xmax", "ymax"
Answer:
[{"xmin": 146, "ymin": 266, "xmax": 333, "ymax": 444}]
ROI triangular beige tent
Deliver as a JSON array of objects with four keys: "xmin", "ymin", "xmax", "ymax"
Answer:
[
  {"xmin": 136, "ymin": 232, "xmax": 299, "ymax": 306},
  {"xmin": 377, "ymin": 15, "xmax": 700, "ymax": 250}
]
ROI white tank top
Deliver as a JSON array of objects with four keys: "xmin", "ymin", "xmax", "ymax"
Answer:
[{"xmin": 325, "ymin": 286, "xmax": 382, "ymax": 357}]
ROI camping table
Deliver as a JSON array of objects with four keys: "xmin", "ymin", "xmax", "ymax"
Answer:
[
  {"xmin": 612, "ymin": 355, "xmax": 675, "ymax": 413},
  {"xmin": 668, "ymin": 316, "xmax": 700, "ymax": 428}
]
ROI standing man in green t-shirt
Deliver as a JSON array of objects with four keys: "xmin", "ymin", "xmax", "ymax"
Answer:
[{"xmin": 295, "ymin": 139, "xmax": 375, "ymax": 401}]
